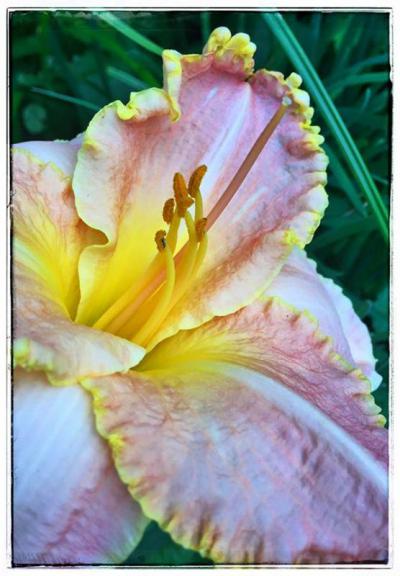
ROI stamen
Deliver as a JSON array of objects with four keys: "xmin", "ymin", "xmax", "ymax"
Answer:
[
  {"xmin": 187, "ymin": 165, "xmax": 207, "ymax": 220},
  {"xmin": 101, "ymin": 229, "xmax": 170, "ymax": 335},
  {"xmin": 133, "ymin": 243, "xmax": 176, "ymax": 346},
  {"xmin": 190, "ymin": 232, "xmax": 208, "ymax": 283},
  {"xmin": 93, "ymin": 100, "xmax": 289, "ymax": 344},
  {"xmin": 92, "ymin": 256, "xmax": 162, "ymax": 331},
  {"xmin": 93, "ymin": 206, "xmax": 176, "ymax": 332},
  {"xmin": 166, "ymin": 209, "xmax": 181, "ymax": 254},
  {"xmin": 133, "ymin": 211, "xmax": 198, "ymax": 346},
  {"xmin": 169, "ymin": 212, "xmax": 198, "ymax": 308}
]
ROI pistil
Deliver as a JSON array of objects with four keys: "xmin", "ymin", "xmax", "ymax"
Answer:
[{"xmin": 205, "ymin": 99, "xmax": 291, "ymax": 230}]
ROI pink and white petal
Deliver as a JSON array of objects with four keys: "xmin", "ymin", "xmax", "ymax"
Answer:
[
  {"xmin": 14, "ymin": 263, "xmax": 145, "ymax": 385},
  {"xmin": 13, "ymin": 148, "xmax": 144, "ymax": 383},
  {"xmin": 83, "ymin": 363, "xmax": 387, "ymax": 564},
  {"xmin": 72, "ymin": 29, "xmax": 328, "ymax": 330},
  {"xmin": 141, "ymin": 298, "xmax": 387, "ymax": 465},
  {"xmin": 13, "ymin": 369, "xmax": 148, "ymax": 565},
  {"xmin": 12, "ymin": 146, "xmax": 85, "ymax": 315},
  {"xmin": 264, "ymin": 247, "xmax": 382, "ymax": 391},
  {"xmin": 319, "ymin": 272, "xmax": 382, "ymax": 392},
  {"xmin": 14, "ymin": 276, "xmax": 145, "ymax": 384},
  {"xmin": 14, "ymin": 134, "xmax": 82, "ymax": 176}
]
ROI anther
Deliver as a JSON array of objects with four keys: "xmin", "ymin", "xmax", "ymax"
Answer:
[
  {"xmin": 195, "ymin": 218, "xmax": 208, "ymax": 241},
  {"xmin": 155, "ymin": 230, "xmax": 167, "ymax": 251},
  {"xmin": 173, "ymin": 172, "xmax": 194, "ymax": 216},
  {"xmin": 163, "ymin": 198, "xmax": 175, "ymax": 224},
  {"xmin": 188, "ymin": 165, "xmax": 207, "ymax": 198}
]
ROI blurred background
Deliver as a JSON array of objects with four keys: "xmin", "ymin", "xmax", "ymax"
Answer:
[{"xmin": 10, "ymin": 10, "xmax": 391, "ymax": 566}]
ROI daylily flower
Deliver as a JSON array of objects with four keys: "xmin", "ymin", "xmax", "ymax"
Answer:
[{"xmin": 13, "ymin": 27, "xmax": 388, "ymax": 565}]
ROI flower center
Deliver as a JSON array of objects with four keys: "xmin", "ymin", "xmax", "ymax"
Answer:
[{"xmin": 92, "ymin": 98, "xmax": 290, "ymax": 348}]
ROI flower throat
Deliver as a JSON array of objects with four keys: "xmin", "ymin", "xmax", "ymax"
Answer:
[{"xmin": 92, "ymin": 98, "xmax": 291, "ymax": 348}]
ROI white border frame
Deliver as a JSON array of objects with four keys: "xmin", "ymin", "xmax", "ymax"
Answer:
[{"xmin": 3, "ymin": 2, "xmax": 397, "ymax": 574}]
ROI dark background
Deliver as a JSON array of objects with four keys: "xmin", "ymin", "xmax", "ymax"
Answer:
[{"xmin": 10, "ymin": 10, "xmax": 391, "ymax": 566}]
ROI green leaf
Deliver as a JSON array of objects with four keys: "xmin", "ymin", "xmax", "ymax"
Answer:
[
  {"xmin": 328, "ymin": 71, "xmax": 390, "ymax": 99},
  {"xmin": 262, "ymin": 12, "xmax": 389, "ymax": 243},
  {"xmin": 12, "ymin": 34, "xmax": 42, "ymax": 59},
  {"xmin": 97, "ymin": 12, "xmax": 163, "ymax": 56},
  {"xmin": 324, "ymin": 143, "xmax": 367, "ymax": 216},
  {"xmin": 106, "ymin": 66, "xmax": 148, "ymax": 90},
  {"xmin": 200, "ymin": 12, "xmax": 211, "ymax": 44},
  {"xmin": 312, "ymin": 215, "xmax": 375, "ymax": 249},
  {"xmin": 330, "ymin": 53, "xmax": 388, "ymax": 80},
  {"xmin": 124, "ymin": 521, "xmax": 212, "ymax": 566},
  {"xmin": 370, "ymin": 285, "xmax": 389, "ymax": 337},
  {"xmin": 22, "ymin": 103, "xmax": 47, "ymax": 134},
  {"xmin": 31, "ymin": 87, "xmax": 99, "ymax": 111}
]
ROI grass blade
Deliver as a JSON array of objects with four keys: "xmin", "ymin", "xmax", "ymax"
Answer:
[
  {"xmin": 106, "ymin": 66, "xmax": 148, "ymax": 90},
  {"xmin": 336, "ymin": 53, "xmax": 388, "ymax": 76},
  {"xmin": 324, "ymin": 143, "xmax": 367, "ymax": 216},
  {"xmin": 200, "ymin": 12, "xmax": 211, "ymax": 44},
  {"xmin": 97, "ymin": 12, "xmax": 163, "ymax": 57},
  {"xmin": 328, "ymin": 71, "xmax": 390, "ymax": 99},
  {"xmin": 312, "ymin": 215, "xmax": 375, "ymax": 249},
  {"xmin": 31, "ymin": 87, "xmax": 99, "ymax": 111},
  {"xmin": 263, "ymin": 12, "xmax": 389, "ymax": 242}
]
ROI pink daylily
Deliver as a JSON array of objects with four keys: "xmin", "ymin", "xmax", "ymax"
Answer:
[{"xmin": 12, "ymin": 27, "xmax": 387, "ymax": 565}]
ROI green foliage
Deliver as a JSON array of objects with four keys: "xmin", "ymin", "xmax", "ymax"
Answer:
[
  {"xmin": 10, "ymin": 9, "xmax": 390, "ymax": 566},
  {"xmin": 123, "ymin": 521, "xmax": 212, "ymax": 566},
  {"xmin": 264, "ymin": 12, "xmax": 389, "ymax": 242}
]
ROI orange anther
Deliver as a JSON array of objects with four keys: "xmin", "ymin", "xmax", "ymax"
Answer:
[
  {"xmin": 188, "ymin": 165, "xmax": 207, "ymax": 198},
  {"xmin": 163, "ymin": 198, "xmax": 175, "ymax": 224},
  {"xmin": 173, "ymin": 172, "xmax": 193, "ymax": 216},
  {"xmin": 154, "ymin": 230, "xmax": 167, "ymax": 251}
]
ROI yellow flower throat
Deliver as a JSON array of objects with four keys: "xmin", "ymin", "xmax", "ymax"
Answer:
[
  {"xmin": 91, "ymin": 99, "xmax": 290, "ymax": 349},
  {"xmin": 92, "ymin": 166, "xmax": 208, "ymax": 348}
]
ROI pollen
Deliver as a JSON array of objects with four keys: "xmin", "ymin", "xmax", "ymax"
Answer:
[
  {"xmin": 155, "ymin": 229, "xmax": 167, "ymax": 251},
  {"xmin": 173, "ymin": 172, "xmax": 194, "ymax": 216},
  {"xmin": 188, "ymin": 165, "xmax": 207, "ymax": 198},
  {"xmin": 163, "ymin": 198, "xmax": 175, "ymax": 224}
]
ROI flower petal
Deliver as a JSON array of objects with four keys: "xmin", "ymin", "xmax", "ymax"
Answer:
[
  {"xmin": 13, "ymin": 147, "xmax": 145, "ymax": 383},
  {"xmin": 14, "ymin": 135, "xmax": 82, "ymax": 176},
  {"xmin": 72, "ymin": 28, "xmax": 328, "ymax": 333},
  {"xmin": 83, "ymin": 361, "xmax": 387, "ymax": 564},
  {"xmin": 13, "ymin": 308, "xmax": 145, "ymax": 385},
  {"xmin": 140, "ymin": 298, "xmax": 387, "ymax": 464},
  {"xmin": 13, "ymin": 145, "xmax": 84, "ymax": 315},
  {"xmin": 316, "ymin": 271, "xmax": 383, "ymax": 392},
  {"xmin": 13, "ymin": 370, "xmax": 148, "ymax": 565},
  {"xmin": 264, "ymin": 247, "xmax": 382, "ymax": 390}
]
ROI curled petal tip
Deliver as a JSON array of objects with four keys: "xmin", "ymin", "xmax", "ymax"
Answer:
[
  {"xmin": 203, "ymin": 26, "xmax": 232, "ymax": 53},
  {"xmin": 203, "ymin": 27, "xmax": 256, "ymax": 74},
  {"xmin": 286, "ymin": 72, "xmax": 303, "ymax": 89}
]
